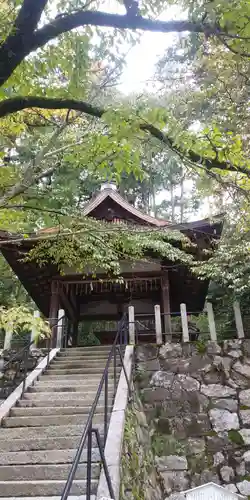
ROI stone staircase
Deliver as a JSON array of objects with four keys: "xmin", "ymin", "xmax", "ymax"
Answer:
[{"xmin": 0, "ymin": 345, "xmax": 119, "ymax": 499}]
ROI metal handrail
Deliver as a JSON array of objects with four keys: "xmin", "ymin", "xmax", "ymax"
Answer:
[{"xmin": 61, "ymin": 313, "xmax": 130, "ymax": 500}]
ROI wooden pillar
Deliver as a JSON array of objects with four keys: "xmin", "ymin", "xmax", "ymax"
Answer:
[
  {"xmin": 49, "ymin": 280, "xmax": 59, "ymax": 347},
  {"xmin": 161, "ymin": 272, "xmax": 172, "ymax": 335}
]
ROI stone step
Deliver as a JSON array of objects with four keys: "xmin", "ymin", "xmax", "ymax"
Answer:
[
  {"xmin": 0, "ymin": 424, "xmax": 104, "ymax": 440},
  {"xmin": 0, "ymin": 447, "xmax": 101, "ymax": 466},
  {"xmin": 42, "ymin": 371, "xmax": 120, "ymax": 380},
  {"xmin": 28, "ymin": 384, "xmax": 115, "ymax": 393},
  {"xmin": 0, "ymin": 463, "xmax": 100, "ymax": 481},
  {"xmin": 2, "ymin": 412, "xmax": 108, "ymax": 428},
  {"xmin": 57, "ymin": 353, "xmax": 111, "ymax": 360},
  {"xmin": 57, "ymin": 351, "xmax": 124, "ymax": 359},
  {"xmin": 33, "ymin": 379, "xmax": 102, "ymax": 388},
  {"xmin": 17, "ymin": 398, "xmax": 112, "ymax": 408},
  {"xmin": 11, "ymin": 406, "xmax": 106, "ymax": 417},
  {"xmin": 0, "ymin": 495, "xmax": 96, "ymax": 500},
  {"xmin": 0, "ymin": 479, "xmax": 98, "ymax": 497},
  {"xmin": 49, "ymin": 361, "xmax": 120, "ymax": 369},
  {"xmin": 45, "ymin": 368, "xmax": 110, "ymax": 375},
  {"xmin": 23, "ymin": 389, "xmax": 113, "ymax": 399},
  {"xmin": 0, "ymin": 435, "xmax": 103, "ymax": 453},
  {"xmin": 61, "ymin": 347, "xmax": 112, "ymax": 353},
  {"xmin": 0, "ymin": 497, "xmax": 95, "ymax": 500}
]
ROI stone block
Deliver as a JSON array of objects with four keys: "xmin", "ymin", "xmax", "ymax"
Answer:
[
  {"xmin": 203, "ymin": 370, "xmax": 223, "ymax": 385},
  {"xmin": 209, "ymin": 409, "xmax": 239, "ymax": 432},
  {"xmin": 236, "ymin": 461, "xmax": 246, "ymax": 477},
  {"xmin": 136, "ymin": 345, "xmax": 158, "ymax": 362},
  {"xmin": 224, "ymin": 484, "xmax": 238, "ymax": 493},
  {"xmin": 191, "ymin": 469, "xmax": 220, "ymax": 487},
  {"xmin": 159, "ymin": 343, "xmax": 183, "ymax": 359},
  {"xmin": 140, "ymin": 359, "xmax": 161, "ymax": 372},
  {"xmin": 220, "ymin": 465, "xmax": 235, "ymax": 483},
  {"xmin": 237, "ymin": 480, "xmax": 250, "ymax": 496},
  {"xmin": 187, "ymin": 438, "xmax": 205, "ymax": 455},
  {"xmin": 206, "ymin": 342, "xmax": 222, "ymax": 355},
  {"xmin": 240, "ymin": 410, "xmax": 250, "ymax": 426},
  {"xmin": 224, "ymin": 339, "xmax": 243, "ymax": 351},
  {"xmin": 213, "ymin": 452, "xmax": 225, "ymax": 466},
  {"xmin": 233, "ymin": 361, "xmax": 250, "ymax": 379},
  {"xmin": 240, "ymin": 389, "xmax": 250, "ymax": 407},
  {"xmin": 230, "ymin": 370, "xmax": 249, "ymax": 389},
  {"xmin": 142, "ymin": 387, "xmax": 172, "ymax": 403},
  {"xmin": 181, "ymin": 414, "xmax": 210, "ymax": 437},
  {"xmin": 150, "ymin": 371, "xmax": 175, "ymax": 389},
  {"xmin": 201, "ymin": 384, "xmax": 236, "ymax": 398},
  {"xmin": 239, "ymin": 429, "xmax": 250, "ymax": 445},
  {"xmin": 207, "ymin": 435, "xmax": 231, "ymax": 453},
  {"xmin": 227, "ymin": 350, "xmax": 242, "ymax": 359},
  {"xmin": 243, "ymin": 339, "xmax": 250, "ymax": 356},
  {"xmin": 161, "ymin": 471, "xmax": 189, "ymax": 494},
  {"xmin": 156, "ymin": 455, "xmax": 188, "ymax": 471},
  {"xmin": 213, "ymin": 399, "xmax": 238, "ymax": 412}
]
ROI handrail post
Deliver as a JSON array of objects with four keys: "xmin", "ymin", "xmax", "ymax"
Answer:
[
  {"xmin": 21, "ymin": 345, "xmax": 29, "ymax": 398},
  {"xmin": 86, "ymin": 426, "xmax": 92, "ymax": 500},
  {"xmin": 104, "ymin": 370, "xmax": 108, "ymax": 444},
  {"xmin": 113, "ymin": 346, "xmax": 117, "ymax": 393}
]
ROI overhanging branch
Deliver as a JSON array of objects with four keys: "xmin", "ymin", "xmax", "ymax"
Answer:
[
  {"xmin": 31, "ymin": 12, "xmax": 213, "ymax": 53},
  {"xmin": 0, "ymin": 95, "xmax": 249, "ymax": 178}
]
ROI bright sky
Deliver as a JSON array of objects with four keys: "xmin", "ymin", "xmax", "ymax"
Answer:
[{"xmin": 102, "ymin": 0, "xmax": 182, "ymax": 93}]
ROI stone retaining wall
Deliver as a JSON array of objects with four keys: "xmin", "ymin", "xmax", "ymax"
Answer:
[
  {"xmin": 0, "ymin": 348, "xmax": 43, "ymax": 401},
  {"xmin": 120, "ymin": 390, "xmax": 163, "ymax": 500},
  {"xmin": 134, "ymin": 339, "xmax": 250, "ymax": 499}
]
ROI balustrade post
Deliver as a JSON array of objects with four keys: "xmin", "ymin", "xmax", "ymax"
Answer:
[
  {"xmin": 56, "ymin": 309, "xmax": 65, "ymax": 348},
  {"xmin": 233, "ymin": 300, "xmax": 245, "ymax": 339},
  {"xmin": 128, "ymin": 306, "xmax": 135, "ymax": 344},
  {"xmin": 4, "ymin": 324, "xmax": 13, "ymax": 351},
  {"xmin": 180, "ymin": 303, "xmax": 189, "ymax": 342},
  {"xmin": 30, "ymin": 310, "xmax": 40, "ymax": 350},
  {"xmin": 206, "ymin": 302, "xmax": 217, "ymax": 342},
  {"xmin": 155, "ymin": 304, "xmax": 163, "ymax": 345}
]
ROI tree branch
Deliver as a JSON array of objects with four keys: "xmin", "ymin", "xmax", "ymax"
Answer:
[
  {"xmin": 32, "ymin": 12, "xmax": 214, "ymax": 53},
  {"xmin": 0, "ymin": 0, "xmax": 49, "ymax": 86},
  {"xmin": 0, "ymin": 95, "xmax": 249, "ymax": 179}
]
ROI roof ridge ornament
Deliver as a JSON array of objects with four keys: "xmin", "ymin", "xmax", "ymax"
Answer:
[{"xmin": 100, "ymin": 182, "xmax": 117, "ymax": 191}]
